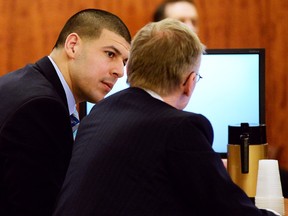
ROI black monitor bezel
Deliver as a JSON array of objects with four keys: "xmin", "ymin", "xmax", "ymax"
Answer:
[{"xmin": 206, "ymin": 48, "xmax": 265, "ymax": 158}]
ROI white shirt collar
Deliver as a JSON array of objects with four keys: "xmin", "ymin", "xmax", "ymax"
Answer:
[
  {"xmin": 143, "ymin": 89, "xmax": 164, "ymax": 101},
  {"xmin": 48, "ymin": 56, "xmax": 76, "ymax": 115}
]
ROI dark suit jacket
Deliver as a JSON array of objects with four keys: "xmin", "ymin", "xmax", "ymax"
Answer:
[
  {"xmin": 0, "ymin": 57, "xmax": 73, "ymax": 216},
  {"xmin": 53, "ymin": 88, "xmax": 276, "ymax": 216}
]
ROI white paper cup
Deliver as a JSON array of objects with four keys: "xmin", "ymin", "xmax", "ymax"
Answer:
[
  {"xmin": 255, "ymin": 159, "xmax": 284, "ymax": 215},
  {"xmin": 256, "ymin": 159, "xmax": 283, "ymax": 197}
]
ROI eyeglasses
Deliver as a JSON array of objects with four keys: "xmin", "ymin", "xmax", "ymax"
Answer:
[
  {"xmin": 183, "ymin": 72, "xmax": 203, "ymax": 85},
  {"xmin": 195, "ymin": 73, "xmax": 203, "ymax": 83}
]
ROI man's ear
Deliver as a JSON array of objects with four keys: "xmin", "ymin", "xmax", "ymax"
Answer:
[
  {"xmin": 65, "ymin": 33, "xmax": 80, "ymax": 58},
  {"xmin": 183, "ymin": 72, "xmax": 196, "ymax": 97}
]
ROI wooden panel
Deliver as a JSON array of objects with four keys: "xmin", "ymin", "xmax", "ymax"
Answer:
[
  {"xmin": 196, "ymin": 0, "xmax": 268, "ymax": 48},
  {"xmin": 194, "ymin": 0, "xmax": 288, "ymax": 169},
  {"xmin": 0, "ymin": 0, "xmax": 288, "ymax": 169},
  {"xmin": 265, "ymin": 1, "xmax": 288, "ymax": 169},
  {"xmin": 0, "ymin": 0, "xmax": 163, "ymax": 73}
]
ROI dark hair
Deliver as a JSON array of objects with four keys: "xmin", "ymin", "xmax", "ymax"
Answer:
[
  {"xmin": 54, "ymin": 9, "xmax": 131, "ymax": 48},
  {"xmin": 153, "ymin": 0, "xmax": 196, "ymax": 22}
]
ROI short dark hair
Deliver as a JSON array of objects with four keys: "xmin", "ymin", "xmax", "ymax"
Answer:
[
  {"xmin": 153, "ymin": 0, "xmax": 196, "ymax": 22},
  {"xmin": 54, "ymin": 9, "xmax": 131, "ymax": 48}
]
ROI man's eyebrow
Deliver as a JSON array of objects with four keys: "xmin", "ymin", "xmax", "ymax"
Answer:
[
  {"xmin": 103, "ymin": 46, "xmax": 121, "ymax": 55},
  {"xmin": 104, "ymin": 45, "xmax": 129, "ymax": 64}
]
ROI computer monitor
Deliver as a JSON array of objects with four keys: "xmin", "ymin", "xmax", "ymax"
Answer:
[{"xmin": 79, "ymin": 48, "xmax": 265, "ymax": 157}]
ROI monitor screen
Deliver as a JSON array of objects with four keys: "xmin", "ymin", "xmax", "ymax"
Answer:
[{"xmin": 79, "ymin": 48, "xmax": 265, "ymax": 157}]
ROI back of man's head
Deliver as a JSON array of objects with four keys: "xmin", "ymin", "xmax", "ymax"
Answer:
[{"xmin": 127, "ymin": 18, "xmax": 204, "ymax": 96}]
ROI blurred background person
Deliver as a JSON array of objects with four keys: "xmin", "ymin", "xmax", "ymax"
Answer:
[{"xmin": 153, "ymin": 0, "xmax": 199, "ymax": 33}]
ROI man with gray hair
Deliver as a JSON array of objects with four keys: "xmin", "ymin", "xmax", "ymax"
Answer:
[{"xmin": 53, "ymin": 18, "xmax": 278, "ymax": 215}]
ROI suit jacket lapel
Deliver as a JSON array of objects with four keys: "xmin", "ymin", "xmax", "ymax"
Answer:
[{"xmin": 34, "ymin": 56, "xmax": 69, "ymax": 109}]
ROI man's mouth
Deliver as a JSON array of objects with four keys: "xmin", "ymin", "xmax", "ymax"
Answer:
[{"xmin": 102, "ymin": 81, "xmax": 114, "ymax": 91}]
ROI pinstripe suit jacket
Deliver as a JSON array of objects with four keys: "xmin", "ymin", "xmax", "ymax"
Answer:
[{"xmin": 53, "ymin": 87, "xmax": 276, "ymax": 216}]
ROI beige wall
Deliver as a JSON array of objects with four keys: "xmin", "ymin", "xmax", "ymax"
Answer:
[{"xmin": 0, "ymin": 0, "xmax": 287, "ymax": 169}]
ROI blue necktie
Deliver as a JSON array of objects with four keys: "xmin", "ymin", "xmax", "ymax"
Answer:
[{"xmin": 70, "ymin": 111, "xmax": 80, "ymax": 138}]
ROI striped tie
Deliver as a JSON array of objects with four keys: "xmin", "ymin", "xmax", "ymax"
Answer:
[{"xmin": 70, "ymin": 111, "xmax": 80, "ymax": 138}]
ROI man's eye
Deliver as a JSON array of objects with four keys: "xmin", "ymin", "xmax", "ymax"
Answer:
[{"xmin": 106, "ymin": 51, "xmax": 115, "ymax": 58}]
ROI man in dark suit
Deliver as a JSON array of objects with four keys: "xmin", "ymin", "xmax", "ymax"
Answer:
[
  {"xmin": 0, "ymin": 9, "xmax": 131, "ymax": 216},
  {"xmin": 53, "ymin": 19, "xmax": 278, "ymax": 215}
]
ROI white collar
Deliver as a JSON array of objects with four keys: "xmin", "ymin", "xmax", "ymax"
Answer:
[
  {"xmin": 48, "ymin": 56, "xmax": 76, "ymax": 115},
  {"xmin": 143, "ymin": 89, "xmax": 164, "ymax": 101}
]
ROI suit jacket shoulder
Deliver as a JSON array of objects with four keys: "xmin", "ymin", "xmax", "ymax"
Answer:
[
  {"xmin": 0, "ymin": 57, "xmax": 73, "ymax": 216},
  {"xmin": 0, "ymin": 56, "xmax": 68, "ymax": 125}
]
